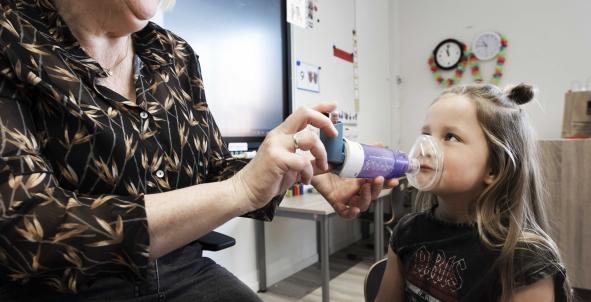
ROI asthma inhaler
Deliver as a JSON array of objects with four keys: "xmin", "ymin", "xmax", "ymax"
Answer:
[{"xmin": 320, "ymin": 119, "xmax": 443, "ymax": 191}]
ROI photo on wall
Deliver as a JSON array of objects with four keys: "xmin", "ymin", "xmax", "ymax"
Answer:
[{"xmin": 296, "ymin": 60, "xmax": 321, "ymax": 93}]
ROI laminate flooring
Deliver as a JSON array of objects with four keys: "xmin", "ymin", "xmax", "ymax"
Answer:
[{"xmin": 258, "ymin": 238, "xmax": 377, "ymax": 302}]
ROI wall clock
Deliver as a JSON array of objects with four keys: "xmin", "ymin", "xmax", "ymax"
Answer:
[
  {"xmin": 433, "ymin": 39, "xmax": 464, "ymax": 70},
  {"xmin": 472, "ymin": 31, "xmax": 502, "ymax": 61}
]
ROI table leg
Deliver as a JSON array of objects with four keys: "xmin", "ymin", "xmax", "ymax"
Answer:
[
  {"xmin": 319, "ymin": 215, "xmax": 330, "ymax": 302},
  {"xmin": 374, "ymin": 197, "xmax": 385, "ymax": 261},
  {"xmin": 316, "ymin": 215, "xmax": 321, "ymax": 270},
  {"xmin": 255, "ymin": 220, "xmax": 267, "ymax": 292}
]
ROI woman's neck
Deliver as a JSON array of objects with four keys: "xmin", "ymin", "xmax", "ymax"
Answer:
[
  {"xmin": 52, "ymin": 0, "xmax": 137, "ymax": 102},
  {"xmin": 51, "ymin": 0, "xmax": 138, "ymax": 69},
  {"xmin": 53, "ymin": 0, "xmax": 126, "ymax": 39}
]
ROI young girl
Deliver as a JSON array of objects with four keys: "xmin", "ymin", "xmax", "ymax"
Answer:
[{"xmin": 375, "ymin": 83, "xmax": 571, "ymax": 302}]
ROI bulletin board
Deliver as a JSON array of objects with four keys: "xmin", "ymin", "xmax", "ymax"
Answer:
[{"xmin": 289, "ymin": 0, "xmax": 357, "ymax": 118}]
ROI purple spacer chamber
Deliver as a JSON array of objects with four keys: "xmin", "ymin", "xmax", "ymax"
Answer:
[{"xmin": 356, "ymin": 146, "xmax": 410, "ymax": 179}]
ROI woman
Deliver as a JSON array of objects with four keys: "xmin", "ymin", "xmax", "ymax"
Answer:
[{"xmin": 0, "ymin": 0, "xmax": 396, "ymax": 300}]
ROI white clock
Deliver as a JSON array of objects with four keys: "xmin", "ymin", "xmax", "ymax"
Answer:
[{"xmin": 472, "ymin": 32, "xmax": 502, "ymax": 61}]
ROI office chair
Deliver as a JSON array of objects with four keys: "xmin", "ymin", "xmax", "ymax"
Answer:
[
  {"xmin": 384, "ymin": 179, "xmax": 417, "ymax": 241},
  {"xmin": 364, "ymin": 258, "xmax": 387, "ymax": 302},
  {"xmin": 348, "ymin": 179, "xmax": 417, "ymax": 260},
  {"xmin": 197, "ymin": 231, "xmax": 235, "ymax": 251}
]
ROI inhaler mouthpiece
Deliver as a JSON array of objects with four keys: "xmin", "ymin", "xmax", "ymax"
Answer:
[
  {"xmin": 405, "ymin": 135, "xmax": 443, "ymax": 191},
  {"xmin": 336, "ymin": 135, "xmax": 443, "ymax": 191}
]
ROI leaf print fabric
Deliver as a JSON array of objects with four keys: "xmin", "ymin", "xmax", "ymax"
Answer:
[{"xmin": 0, "ymin": 0, "xmax": 282, "ymax": 293}]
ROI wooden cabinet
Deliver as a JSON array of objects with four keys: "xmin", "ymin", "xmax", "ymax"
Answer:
[{"xmin": 539, "ymin": 139, "xmax": 591, "ymax": 289}]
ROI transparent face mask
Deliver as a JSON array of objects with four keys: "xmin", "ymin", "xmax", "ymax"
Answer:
[{"xmin": 405, "ymin": 135, "xmax": 444, "ymax": 191}]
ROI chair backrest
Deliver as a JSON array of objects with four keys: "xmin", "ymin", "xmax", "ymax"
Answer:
[
  {"xmin": 364, "ymin": 258, "xmax": 388, "ymax": 302},
  {"xmin": 387, "ymin": 179, "xmax": 418, "ymax": 224}
]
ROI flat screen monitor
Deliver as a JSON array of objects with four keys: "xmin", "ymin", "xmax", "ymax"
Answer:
[{"xmin": 162, "ymin": 0, "xmax": 291, "ymax": 150}]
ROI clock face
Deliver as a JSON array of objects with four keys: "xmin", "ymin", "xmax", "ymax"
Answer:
[
  {"xmin": 473, "ymin": 32, "xmax": 502, "ymax": 61},
  {"xmin": 434, "ymin": 39, "xmax": 463, "ymax": 70}
]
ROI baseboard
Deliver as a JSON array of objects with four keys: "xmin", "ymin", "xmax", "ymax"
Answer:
[
  {"xmin": 266, "ymin": 253, "xmax": 319, "ymax": 286},
  {"xmin": 263, "ymin": 229, "xmax": 362, "ymax": 286},
  {"xmin": 239, "ymin": 270, "xmax": 261, "ymax": 292}
]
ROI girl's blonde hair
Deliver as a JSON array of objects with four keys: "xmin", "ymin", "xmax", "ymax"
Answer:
[{"xmin": 415, "ymin": 83, "xmax": 571, "ymax": 301}]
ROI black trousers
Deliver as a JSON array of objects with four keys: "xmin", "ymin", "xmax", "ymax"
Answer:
[{"xmin": 0, "ymin": 242, "xmax": 262, "ymax": 302}]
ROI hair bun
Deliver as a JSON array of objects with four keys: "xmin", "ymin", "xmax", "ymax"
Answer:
[{"xmin": 505, "ymin": 83, "xmax": 534, "ymax": 105}]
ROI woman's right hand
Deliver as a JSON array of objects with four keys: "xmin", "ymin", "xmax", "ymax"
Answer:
[{"xmin": 231, "ymin": 103, "xmax": 338, "ymax": 212}]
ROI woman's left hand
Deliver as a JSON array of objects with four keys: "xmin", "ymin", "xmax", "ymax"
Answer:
[{"xmin": 311, "ymin": 174, "xmax": 399, "ymax": 218}]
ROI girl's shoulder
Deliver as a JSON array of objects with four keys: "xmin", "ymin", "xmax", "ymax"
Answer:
[
  {"xmin": 513, "ymin": 241, "xmax": 567, "ymax": 290},
  {"xmin": 392, "ymin": 211, "xmax": 425, "ymax": 231}
]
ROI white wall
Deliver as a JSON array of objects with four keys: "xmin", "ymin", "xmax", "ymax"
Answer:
[
  {"xmin": 356, "ymin": 0, "xmax": 395, "ymax": 147},
  {"xmin": 389, "ymin": 0, "xmax": 402, "ymax": 148},
  {"xmin": 395, "ymin": 0, "xmax": 591, "ymax": 150}
]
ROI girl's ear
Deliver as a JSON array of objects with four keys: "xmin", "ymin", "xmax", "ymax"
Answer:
[{"xmin": 483, "ymin": 168, "xmax": 497, "ymax": 185}]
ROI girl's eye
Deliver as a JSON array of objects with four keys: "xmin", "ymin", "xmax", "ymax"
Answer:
[{"xmin": 444, "ymin": 133, "xmax": 460, "ymax": 142}]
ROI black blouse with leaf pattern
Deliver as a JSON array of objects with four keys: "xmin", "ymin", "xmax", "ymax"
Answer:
[{"xmin": 0, "ymin": 0, "xmax": 280, "ymax": 293}]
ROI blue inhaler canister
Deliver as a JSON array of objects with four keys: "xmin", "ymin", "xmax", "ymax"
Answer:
[{"xmin": 319, "ymin": 121, "xmax": 346, "ymax": 167}]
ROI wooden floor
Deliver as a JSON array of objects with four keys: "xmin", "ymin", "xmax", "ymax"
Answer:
[{"xmin": 258, "ymin": 238, "xmax": 377, "ymax": 302}]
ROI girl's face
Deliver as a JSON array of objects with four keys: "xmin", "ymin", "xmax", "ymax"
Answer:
[{"xmin": 420, "ymin": 94, "xmax": 493, "ymax": 198}]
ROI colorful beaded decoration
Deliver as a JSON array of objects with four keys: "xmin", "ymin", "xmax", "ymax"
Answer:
[
  {"xmin": 428, "ymin": 43, "xmax": 468, "ymax": 88},
  {"xmin": 468, "ymin": 33, "xmax": 508, "ymax": 85}
]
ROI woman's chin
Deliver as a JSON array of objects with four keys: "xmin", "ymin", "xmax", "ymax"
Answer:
[{"xmin": 124, "ymin": 0, "xmax": 159, "ymax": 21}]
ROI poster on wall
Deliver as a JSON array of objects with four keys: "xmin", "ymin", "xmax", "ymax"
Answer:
[
  {"xmin": 306, "ymin": 0, "xmax": 318, "ymax": 29},
  {"xmin": 288, "ymin": 0, "xmax": 318, "ymax": 29},
  {"xmin": 296, "ymin": 60, "xmax": 321, "ymax": 93},
  {"xmin": 287, "ymin": 0, "xmax": 306, "ymax": 28}
]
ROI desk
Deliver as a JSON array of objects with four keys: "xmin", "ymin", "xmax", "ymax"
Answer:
[{"xmin": 256, "ymin": 189, "xmax": 392, "ymax": 302}]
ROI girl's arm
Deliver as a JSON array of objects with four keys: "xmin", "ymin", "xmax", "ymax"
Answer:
[
  {"xmin": 512, "ymin": 277, "xmax": 554, "ymax": 302},
  {"xmin": 375, "ymin": 246, "xmax": 405, "ymax": 302}
]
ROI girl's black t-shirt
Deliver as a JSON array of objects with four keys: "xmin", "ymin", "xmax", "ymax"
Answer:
[{"xmin": 389, "ymin": 209, "xmax": 568, "ymax": 302}]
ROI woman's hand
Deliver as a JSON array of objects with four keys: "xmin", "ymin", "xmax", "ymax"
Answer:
[
  {"xmin": 312, "ymin": 173, "xmax": 399, "ymax": 218},
  {"xmin": 231, "ymin": 103, "xmax": 338, "ymax": 213}
]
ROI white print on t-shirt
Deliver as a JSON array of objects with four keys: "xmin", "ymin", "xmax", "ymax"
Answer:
[
  {"xmin": 406, "ymin": 280, "xmax": 442, "ymax": 302},
  {"xmin": 406, "ymin": 246, "xmax": 467, "ymax": 301}
]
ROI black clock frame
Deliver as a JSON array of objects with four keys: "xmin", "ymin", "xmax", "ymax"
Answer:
[{"xmin": 433, "ymin": 38, "xmax": 465, "ymax": 71}]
